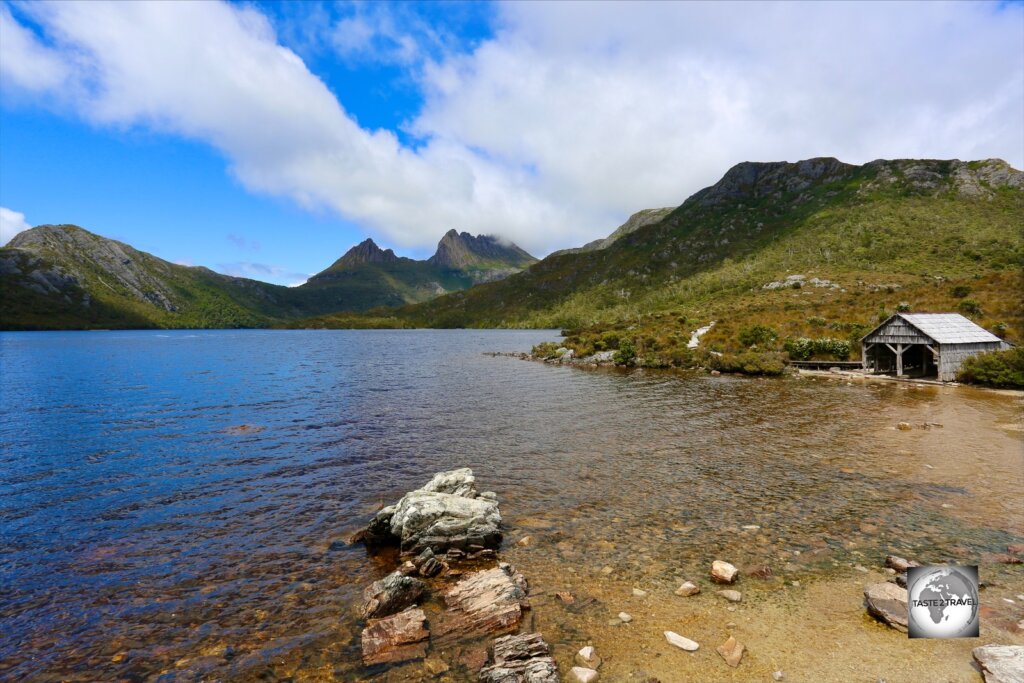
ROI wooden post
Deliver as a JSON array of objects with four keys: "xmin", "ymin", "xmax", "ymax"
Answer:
[{"xmin": 896, "ymin": 343, "xmax": 904, "ymax": 376}]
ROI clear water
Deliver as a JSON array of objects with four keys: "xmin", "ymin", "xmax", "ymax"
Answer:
[{"xmin": 1, "ymin": 330, "xmax": 1021, "ymax": 682}]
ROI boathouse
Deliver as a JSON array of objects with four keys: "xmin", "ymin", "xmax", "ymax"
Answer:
[{"xmin": 861, "ymin": 313, "xmax": 1006, "ymax": 382}]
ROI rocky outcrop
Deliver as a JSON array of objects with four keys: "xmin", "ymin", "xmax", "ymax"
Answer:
[
  {"xmin": 436, "ymin": 563, "xmax": 530, "ymax": 641},
  {"xmin": 479, "ymin": 632, "xmax": 559, "ymax": 683},
  {"xmin": 360, "ymin": 571, "xmax": 425, "ymax": 619},
  {"xmin": 356, "ymin": 468, "xmax": 502, "ymax": 553},
  {"xmin": 972, "ymin": 645, "xmax": 1024, "ymax": 683},
  {"xmin": 361, "ymin": 607, "xmax": 429, "ymax": 665},
  {"xmin": 864, "ymin": 582, "xmax": 908, "ymax": 632},
  {"xmin": 428, "ymin": 230, "xmax": 536, "ymax": 272}
]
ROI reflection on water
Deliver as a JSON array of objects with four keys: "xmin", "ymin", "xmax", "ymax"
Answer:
[{"xmin": 1, "ymin": 330, "xmax": 1021, "ymax": 681}]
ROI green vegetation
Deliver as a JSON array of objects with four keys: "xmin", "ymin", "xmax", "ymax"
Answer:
[
  {"xmin": 711, "ymin": 351, "xmax": 787, "ymax": 376},
  {"xmin": 957, "ymin": 346, "xmax": 1024, "ymax": 389}
]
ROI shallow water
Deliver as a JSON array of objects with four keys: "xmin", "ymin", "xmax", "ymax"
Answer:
[{"xmin": 0, "ymin": 330, "xmax": 1021, "ymax": 682}]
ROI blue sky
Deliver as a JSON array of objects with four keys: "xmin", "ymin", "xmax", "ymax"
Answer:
[{"xmin": 1, "ymin": 1, "xmax": 1022, "ymax": 285}]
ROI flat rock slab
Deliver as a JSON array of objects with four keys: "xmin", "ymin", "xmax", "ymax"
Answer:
[
  {"xmin": 356, "ymin": 468, "xmax": 503, "ymax": 553},
  {"xmin": 360, "ymin": 571, "xmax": 425, "ymax": 619},
  {"xmin": 864, "ymin": 582, "xmax": 908, "ymax": 632},
  {"xmin": 361, "ymin": 607, "xmax": 429, "ymax": 666},
  {"xmin": 436, "ymin": 563, "xmax": 529, "ymax": 642},
  {"xmin": 716, "ymin": 635, "xmax": 745, "ymax": 668},
  {"xmin": 973, "ymin": 645, "xmax": 1024, "ymax": 683},
  {"xmin": 479, "ymin": 632, "xmax": 559, "ymax": 682},
  {"xmin": 664, "ymin": 631, "xmax": 699, "ymax": 652}
]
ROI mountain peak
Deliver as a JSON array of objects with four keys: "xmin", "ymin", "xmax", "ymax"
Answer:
[
  {"xmin": 335, "ymin": 238, "xmax": 399, "ymax": 267},
  {"xmin": 428, "ymin": 231, "xmax": 536, "ymax": 270}
]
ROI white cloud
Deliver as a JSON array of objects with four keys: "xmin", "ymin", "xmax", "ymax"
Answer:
[
  {"xmin": 1, "ymin": 1, "xmax": 1021, "ymax": 257},
  {"xmin": 0, "ymin": 207, "xmax": 32, "ymax": 246},
  {"xmin": 214, "ymin": 261, "xmax": 311, "ymax": 287}
]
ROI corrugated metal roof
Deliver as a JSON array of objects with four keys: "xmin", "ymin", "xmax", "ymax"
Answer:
[{"xmin": 899, "ymin": 313, "xmax": 1002, "ymax": 344}]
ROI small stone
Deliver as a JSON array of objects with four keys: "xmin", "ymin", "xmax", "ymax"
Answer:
[
  {"xmin": 570, "ymin": 666, "xmax": 599, "ymax": 683},
  {"xmin": 715, "ymin": 635, "xmax": 745, "ymax": 668},
  {"xmin": 516, "ymin": 535, "xmax": 533, "ymax": 547},
  {"xmin": 711, "ymin": 560, "xmax": 739, "ymax": 584},
  {"xmin": 576, "ymin": 646, "xmax": 602, "ymax": 669},
  {"xmin": 854, "ymin": 565, "xmax": 869, "ymax": 573},
  {"xmin": 718, "ymin": 589, "xmax": 742, "ymax": 602},
  {"xmin": 423, "ymin": 656, "xmax": 449, "ymax": 675},
  {"xmin": 897, "ymin": 422, "xmax": 912, "ymax": 431},
  {"xmin": 742, "ymin": 525, "xmax": 760, "ymax": 530},
  {"xmin": 399, "ymin": 561, "xmax": 417, "ymax": 575},
  {"xmin": 674, "ymin": 581, "xmax": 700, "ymax": 597},
  {"xmin": 791, "ymin": 580, "xmax": 800, "ymax": 587},
  {"xmin": 664, "ymin": 631, "xmax": 699, "ymax": 651},
  {"xmin": 111, "ymin": 653, "xmax": 127, "ymax": 663},
  {"xmin": 772, "ymin": 671, "xmax": 785, "ymax": 681},
  {"xmin": 632, "ymin": 588, "xmax": 647, "ymax": 597},
  {"xmin": 600, "ymin": 566, "xmax": 614, "ymax": 575},
  {"xmin": 556, "ymin": 591, "xmax": 575, "ymax": 604},
  {"xmin": 885, "ymin": 555, "xmax": 918, "ymax": 572},
  {"xmin": 418, "ymin": 556, "xmax": 444, "ymax": 578},
  {"xmin": 618, "ymin": 612, "xmax": 633, "ymax": 623}
]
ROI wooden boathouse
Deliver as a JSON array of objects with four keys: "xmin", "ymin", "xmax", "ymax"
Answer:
[{"xmin": 861, "ymin": 313, "xmax": 1006, "ymax": 382}]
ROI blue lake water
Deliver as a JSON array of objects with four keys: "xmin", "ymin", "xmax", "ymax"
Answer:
[{"xmin": 1, "ymin": 329, "xmax": 1021, "ymax": 681}]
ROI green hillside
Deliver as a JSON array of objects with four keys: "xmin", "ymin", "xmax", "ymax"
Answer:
[{"xmin": 299, "ymin": 158, "xmax": 1023, "ymax": 365}]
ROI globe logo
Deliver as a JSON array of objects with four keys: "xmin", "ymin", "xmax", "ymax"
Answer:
[{"xmin": 907, "ymin": 565, "xmax": 980, "ymax": 638}]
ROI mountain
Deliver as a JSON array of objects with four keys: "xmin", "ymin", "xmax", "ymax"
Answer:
[
  {"xmin": 550, "ymin": 207, "xmax": 674, "ymax": 257},
  {"xmin": 0, "ymin": 227, "xmax": 537, "ymax": 329},
  {"xmin": 299, "ymin": 157, "xmax": 1023, "ymax": 361},
  {"xmin": 428, "ymin": 230, "xmax": 537, "ymax": 282}
]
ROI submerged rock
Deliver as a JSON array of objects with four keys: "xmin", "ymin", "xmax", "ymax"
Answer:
[
  {"xmin": 711, "ymin": 560, "xmax": 739, "ymax": 584},
  {"xmin": 355, "ymin": 468, "xmax": 502, "ymax": 553},
  {"xmin": 674, "ymin": 581, "xmax": 700, "ymax": 597},
  {"xmin": 360, "ymin": 571, "xmax": 425, "ymax": 619},
  {"xmin": 479, "ymin": 632, "xmax": 559, "ymax": 683},
  {"xmin": 436, "ymin": 563, "xmax": 530, "ymax": 641},
  {"xmin": 664, "ymin": 631, "xmax": 699, "ymax": 652},
  {"xmin": 718, "ymin": 589, "xmax": 742, "ymax": 603},
  {"xmin": 864, "ymin": 582, "xmax": 908, "ymax": 632},
  {"xmin": 973, "ymin": 645, "xmax": 1024, "ymax": 683},
  {"xmin": 716, "ymin": 635, "xmax": 745, "ymax": 668},
  {"xmin": 361, "ymin": 607, "xmax": 429, "ymax": 665}
]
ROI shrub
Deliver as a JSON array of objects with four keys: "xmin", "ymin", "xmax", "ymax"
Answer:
[
  {"xmin": 958, "ymin": 299, "xmax": 983, "ymax": 317},
  {"xmin": 807, "ymin": 316, "xmax": 827, "ymax": 327},
  {"xmin": 896, "ymin": 302, "xmax": 911, "ymax": 312},
  {"xmin": 957, "ymin": 347, "xmax": 1024, "ymax": 389},
  {"xmin": 993, "ymin": 322, "xmax": 1008, "ymax": 338},
  {"xmin": 531, "ymin": 341, "xmax": 561, "ymax": 359},
  {"xmin": 712, "ymin": 351, "xmax": 787, "ymax": 376},
  {"xmin": 613, "ymin": 338, "xmax": 637, "ymax": 365},
  {"xmin": 738, "ymin": 324, "xmax": 779, "ymax": 348},
  {"xmin": 784, "ymin": 337, "xmax": 851, "ymax": 360},
  {"xmin": 950, "ymin": 284, "xmax": 971, "ymax": 298}
]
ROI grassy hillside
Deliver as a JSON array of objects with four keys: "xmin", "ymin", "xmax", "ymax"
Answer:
[{"xmin": 298, "ymin": 158, "xmax": 1023, "ymax": 365}]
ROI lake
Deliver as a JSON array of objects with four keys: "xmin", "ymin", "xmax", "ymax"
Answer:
[{"xmin": 1, "ymin": 330, "xmax": 1021, "ymax": 682}]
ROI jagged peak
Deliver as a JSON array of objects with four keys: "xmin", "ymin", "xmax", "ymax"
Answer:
[
  {"xmin": 428, "ymin": 230, "xmax": 536, "ymax": 269},
  {"xmin": 336, "ymin": 238, "xmax": 399, "ymax": 267}
]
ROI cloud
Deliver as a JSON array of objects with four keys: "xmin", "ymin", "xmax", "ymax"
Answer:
[
  {"xmin": 227, "ymin": 233, "xmax": 261, "ymax": 252},
  {"xmin": 214, "ymin": 261, "xmax": 312, "ymax": 287},
  {"xmin": 2, "ymin": 1, "xmax": 1021, "ymax": 257},
  {"xmin": 0, "ymin": 207, "xmax": 32, "ymax": 246}
]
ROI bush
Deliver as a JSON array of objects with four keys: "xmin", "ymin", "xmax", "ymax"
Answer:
[
  {"xmin": 950, "ymin": 284, "xmax": 971, "ymax": 298},
  {"xmin": 784, "ymin": 337, "xmax": 851, "ymax": 360},
  {"xmin": 738, "ymin": 324, "xmax": 779, "ymax": 348},
  {"xmin": 958, "ymin": 299, "xmax": 983, "ymax": 317},
  {"xmin": 613, "ymin": 338, "xmax": 637, "ymax": 365},
  {"xmin": 807, "ymin": 316, "xmax": 826, "ymax": 327},
  {"xmin": 712, "ymin": 351, "xmax": 787, "ymax": 376},
  {"xmin": 531, "ymin": 341, "xmax": 561, "ymax": 359},
  {"xmin": 957, "ymin": 347, "xmax": 1024, "ymax": 388},
  {"xmin": 896, "ymin": 302, "xmax": 911, "ymax": 312}
]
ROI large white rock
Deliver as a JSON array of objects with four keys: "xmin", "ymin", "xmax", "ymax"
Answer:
[
  {"xmin": 664, "ymin": 631, "xmax": 699, "ymax": 651},
  {"xmin": 972, "ymin": 645, "xmax": 1024, "ymax": 683},
  {"xmin": 570, "ymin": 666, "xmax": 599, "ymax": 683},
  {"xmin": 357, "ymin": 468, "xmax": 502, "ymax": 552}
]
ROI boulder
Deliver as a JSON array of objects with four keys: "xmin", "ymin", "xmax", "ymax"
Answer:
[
  {"xmin": 360, "ymin": 571, "xmax": 425, "ymax": 619},
  {"xmin": 973, "ymin": 645, "xmax": 1024, "ymax": 683},
  {"xmin": 664, "ymin": 631, "xmax": 699, "ymax": 652},
  {"xmin": 716, "ymin": 636, "xmax": 745, "ymax": 668},
  {"xmin": 436, "ymin": 563, "xmax": 530, "ymax": 641},
  {"xmin": 884, "ymin": 555, "xmax": 918, "ymax": 573},
  {"xmin": 360, "ymin": 607, "xmax": 429, "ymax": 666},
  {"xmin": 479, "ymin": 632, "xmax": 559, "ymax": 683},
  {"xmin": 864, "ymin": 582, "xmax": 908, "ymax": 632},
  {"xmin": 356, "ymin": 468, "xmax": 502, "ymax": 553},
  {"xmin": 711, "ymin": 560, "xmax": 739, "ymax": 584}
]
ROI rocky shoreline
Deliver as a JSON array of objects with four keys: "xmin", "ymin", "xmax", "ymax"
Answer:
[{"xmin": 348, "ymin": 469, "xmax": 1024, "ymax": 681}]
